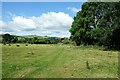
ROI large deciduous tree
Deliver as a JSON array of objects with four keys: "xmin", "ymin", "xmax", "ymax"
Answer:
[{"xmin": 69, "ymin": 2, "xmax": 120, "ymax": 50}]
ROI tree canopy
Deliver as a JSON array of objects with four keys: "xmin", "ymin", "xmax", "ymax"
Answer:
[{"xmin": 69, "ymin": 2, "xmax": 120, "ymax": 50}]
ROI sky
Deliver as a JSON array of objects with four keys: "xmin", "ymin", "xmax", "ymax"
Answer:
[{"xmin": 1, "ymin": 2, "xmax": 85, "ymax": 37}]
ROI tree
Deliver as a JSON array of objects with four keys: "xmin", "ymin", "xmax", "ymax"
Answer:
[
  {"xmin": 107, "ymin": 2, "xmax": 120, "ymax": 50},
  {"xmin": 2, "ymin": 34, "xmax": 14, "ymax": 44},
  {"xmin": 11, "ymin": 37, "xmax": 18, "ymax": 43},
  {"xmin": 69, "ymin": 2, "xmax": 120, "ymax": 50}
]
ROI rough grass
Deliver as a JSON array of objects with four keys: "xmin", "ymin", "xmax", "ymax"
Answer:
[{"xmin": 2, "ymin": 44, "xmax": 118, "ymax": 78}]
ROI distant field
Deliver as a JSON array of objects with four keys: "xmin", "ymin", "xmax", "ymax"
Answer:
[{"xmin": 2, "ymin": 44, "xmax": 118, "ymax": 78}]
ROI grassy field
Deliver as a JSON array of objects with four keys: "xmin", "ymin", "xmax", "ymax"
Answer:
[{"xmin": 2, "ymin": 44, "xmax": 118, "ymax": 78}]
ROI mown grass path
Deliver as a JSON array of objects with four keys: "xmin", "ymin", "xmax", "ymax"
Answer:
[{"xmin": 23, "ymin": 47, "xmax": 64, "ymax": 78}]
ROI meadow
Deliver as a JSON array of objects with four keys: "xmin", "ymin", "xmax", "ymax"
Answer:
[{"xmin": 2, "ymin": 44, "xmax": 118, "ymax": 78}]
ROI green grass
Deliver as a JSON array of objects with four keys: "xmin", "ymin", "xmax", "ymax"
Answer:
[{"xmin": 2, "ymin": 44, "xmax": 118, "ymax": 78}]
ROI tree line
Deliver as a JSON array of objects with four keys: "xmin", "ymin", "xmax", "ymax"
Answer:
[
  {"xmin": 1, "ymin": 34, "xmax": 70, "ymax": 45},
  {"xmin": 69, "ymin": 2, "xmax": 120, "ymax": 50}
]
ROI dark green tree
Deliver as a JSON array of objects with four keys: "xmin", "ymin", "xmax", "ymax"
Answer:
[
  {"xmin": 2, "ymin": 34, "xmax": 14, "ymax": 44},
  {"xmin": 70, "ymin": 2, "xmax": 120, "ymax": 49}
]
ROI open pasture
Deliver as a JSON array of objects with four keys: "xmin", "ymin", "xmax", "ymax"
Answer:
[{"xmin": 2, "ymin": 44, "xmax": 118, "ymax": 78}]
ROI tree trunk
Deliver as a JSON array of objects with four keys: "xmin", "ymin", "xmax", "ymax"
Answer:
[{"xmin": 75, "ymin": 40, "xmax": 81, "ymax": 46}]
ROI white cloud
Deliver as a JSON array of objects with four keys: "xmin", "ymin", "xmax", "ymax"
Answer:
[
  {"xmin": 0, "ymin": 19, "xmax": 6, "ymax": 31},
  {"xmin": 2, "ymin": 12, "xmax": 73, "ymax": 37},
  {"xmin": 11, "ymin": 16, "xmax": 36, "ymax": 31},
  {"xmin": 0, "ymin": 20, "xmax": 2, "ymax": 29},
  {"xmin": 67, "ymin": 7, "xmax": 81, "ymax": 13},
  {"xmin": 0, "ymin": 20, "xmax": 14, "ymax": 34}
]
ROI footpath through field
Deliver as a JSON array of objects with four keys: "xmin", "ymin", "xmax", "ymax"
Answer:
[{"xmin": 14, "ymin": 46, "xmax": 65, "ymax": 78}]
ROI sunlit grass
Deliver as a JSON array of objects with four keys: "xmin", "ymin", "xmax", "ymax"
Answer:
[{"xmin": 2, "ymin": 44, "xmax": 118, "ymax": 78}]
